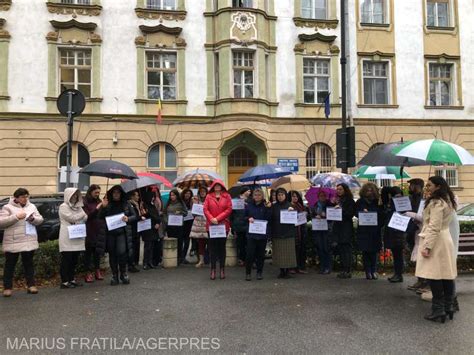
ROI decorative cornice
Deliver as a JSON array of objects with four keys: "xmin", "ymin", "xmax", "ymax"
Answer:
[
  {"xmin": 205, "ymin": 39, "xmax": 277, "ymax": 51},
  {"xmin": 204, "ymin": 7, "xmax": 277, "ymax": 21},
  {"xmin": 357, "ymin": 104, "xmax": 399, "ymax": 109},
  {"xmin": 426, "ymin": 26, "xmax": 456, "ymax": 32},
  {"xmin": 50, "ymin": 19, "xmax": 97, "ymax": 31},
  {"xmin": 294, "ymin": 103, "xmax": 341, "ymax": 108},
  {"xmin": 424, "ymin": 53, "xmax": 461, "ymax": 60},
  {"xmin": 0, "ymin": 0, "xmax": 11, "ymax": 11},
  {"xmin": 357, "ymin": 50, "xmax": 395, "ymax": 58},
  {"xmin": 359, "ymin": 22, "xmax": 390, "ymax": 28},
  {"xmin": 424, "ymin": 105, "xmax": 464, "ymax": 110},
  {"xmin": 46, "ymin": 2, "xmax": 102, "ymax": 17},
  {"xmin": 139, "ymin": 24, "xmax": 182, "ymax": 35},
  {"xmin": 0, "ymin": 17, "xmax": 9, "ymax": 38},
  {"xmin": 0, "ymin": 95, "xmax": 10, "ymax": 100},
  {"xmin": 298, "ymin": 33, "xmax": 337, "ymax": 43},
  {"xmin": 206, "ymin": 98, "xmax": 279, "ymax": 107},
  {"xmin": 135, "ymin": 8, "xmax": 186, "ymax": 21},
  {"xmin": 134, "ymin": 99, "xmax": 188, "ymax": 105},
  {"xmin": 293, "ymin": 17, "xmax": 339, "ymax": 29}
]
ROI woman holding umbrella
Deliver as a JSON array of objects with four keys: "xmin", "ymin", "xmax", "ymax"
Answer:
[
  {"xmin": 270, "ymin": 187, "xmax": 297, "ymax": 279},
  {"xmin": 204, "ymin": 180, "xmax": 233, "ymax": 280},
  {"xmin": 163, "ymin": 189, "xmax": 188, "ymax": 265},
  {"xmin": 99, "ymin": 185, "xmax": 137, "ymax": 286},
  {"xmin": 331, "ymin": 183, "xmax": 355, "ymax": 279}
]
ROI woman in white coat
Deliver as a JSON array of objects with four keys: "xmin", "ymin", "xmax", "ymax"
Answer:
[
  {"xmin": 415, "ymin": 176, "xmax": 457, "ymax": 323},
  {"xmin": 0, "ymin": 188, "xmax": 43, "ymax": 297},
  {"xmin": 59, "ymin": 188, "xmax": 88, "ymax": 289}
]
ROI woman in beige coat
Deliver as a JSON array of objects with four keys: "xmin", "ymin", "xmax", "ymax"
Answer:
[
  {"xmin": 415, "ymin": 176, "xmax": 457, "ymax": 323},
  {"xmin": 0, "ymin": 188, "xmax": 43, "ymax": 297},
  {"xmin": 59, "ymin": 188, "xmax": 88, "ymax": 289}
]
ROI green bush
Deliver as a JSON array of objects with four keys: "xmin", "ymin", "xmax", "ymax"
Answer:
[
  {"xmin": 460, "ymin": 221, "xmax": 474, "ymax": 234},
  {"xmin": 14, "ymin": 240, "xmax": 61, "ymax": 280}
]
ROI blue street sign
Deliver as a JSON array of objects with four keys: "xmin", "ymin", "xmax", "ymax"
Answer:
[{"xmin": 277, "ymin": 159, "xmax": 299, "ymax": 172}]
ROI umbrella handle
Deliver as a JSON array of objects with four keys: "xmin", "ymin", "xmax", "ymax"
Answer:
[{"xmin": 106, "ymin": 178, "xmax": 109, "ymax": 192}]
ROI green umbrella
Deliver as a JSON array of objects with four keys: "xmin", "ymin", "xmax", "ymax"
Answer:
[{"xmin": 354, "ymin": 166, "xmax": 411, "ymax": 180}]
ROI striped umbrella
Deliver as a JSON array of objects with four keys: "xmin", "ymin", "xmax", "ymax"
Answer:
[
  {"xmin": 392, "ymin": 139, "xmax": 474, "ymax": 165},
  {"xmin": 354, "ymin": 166, "xmax": 411, "ymax": 180},
  {"xmin": 172, "ymin": 169, "xmax": 224, "ymax": 189}
]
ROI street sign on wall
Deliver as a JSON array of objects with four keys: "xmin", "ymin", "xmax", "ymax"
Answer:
[{"xmin": 277, "ymin": 159, "xmax": 299, "ymax": 172}]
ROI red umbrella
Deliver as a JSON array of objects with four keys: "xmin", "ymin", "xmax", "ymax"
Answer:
[{"xmin": 137, "ymin": 172, "xmax": 173, "ymax": 188}]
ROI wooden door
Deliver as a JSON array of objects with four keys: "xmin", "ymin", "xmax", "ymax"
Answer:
[{"xmin": 228, "ymin": 147, "xmax": 257, "ymax": 187}]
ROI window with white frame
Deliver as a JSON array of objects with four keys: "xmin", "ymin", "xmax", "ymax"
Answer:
[
  {"xmin": 303, "ymin": 58, "xmax": 330, "ymax": 104},
  {"xmin": 429, "ymin": 63, "xmax": 453, "ymax": 106},
  {"xmin": 306, "ymin": 143, "xmax": 333, "ymax": 179},
  {"xmin": 147, "ymin": 143, "xmax": 178, "ymax": 189},
  {"xmin": 301, "ymin": 0, "xmax": 327, "ymax": 20},
  {"xmin": 435, "ymin": 164, "xmax": 458, "ymax": 187},
  {"xmin": 146, "ymin": 52, "xmax": 177, "ymax": 100},
  {"xmin": 61, "ymin": 0, "xmax": 91, "ymax": 4},
  {"xmin": 233, "ymin": 0, "xmax": 253, "ymax": 8},
  {"xmin": 233, "ymin": 51, "xmax": 254, "ymax": 99},
  {"xmin": 361, "ymin": 0, "xmax": 386, "ymax": 24},
  {"xmin": 146, "ymin": 0, "xmax": 177, "ymax": 10},
  {"xmin": 59, "ymin": 48, "xmax": 92, "ymax": 98},
  {"xmin": 363, "ymin": 61, "xmax": 389, "ymax": 105},
  {"xmin": 427, "ymin": 0, "xmax": 450, "ymax": 27}
]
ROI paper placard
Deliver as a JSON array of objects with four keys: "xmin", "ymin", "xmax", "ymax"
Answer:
[
  {"xmin": 280, "ymin": 210, "xmax": 298, "ymax": 224},
  {"xmin": 393, "ymin": 196, "xmax": 412, "ymax": 212},
  {"xmin": 417, "ymin": 199, "xmax": 425, "ymax": 216},
  {"xmin": 209, "ymin": 224, "xmax": 227, "ymax": 238},
  {"xmin": 168, "ymin": 214, "xmax": 184, "ymax": 226},
  {"xmin": 184, "ymin": 213, "xmax": 194, "ymax": 221},
  {"xmin": 312, "ymin": 218, "xmax": 328, "ymax": 231},
  {"xmin": 296, "ymin": 212, "xmax": 307, "ymax": 226},
  {"xmin": 67, "ymin": 224, "xmax": 87, "ymax": 239},
  {"xmin": 326, "ymin": 207, "xmax": 343, "ymax": 221},
  {"xmin": 388, "ymin": 213, "xmax": 411, "ymax": 232},
  {"xmin": 232, "ymin": 199, "xmax": 245, "ymax": 210},
  {"xmin": 25, "ymin": 222, "xmax": 37, "ymax": 236},
  {"xmin": 358, "ymin": 212, "xmax": 378, "ymax": 226},
  {"xmin": 191, "ymin": 203, "xmax": 204, "ymax": 216},
  {"xmin": 248, "ymin": 219, "xmax": 268, "ymax": 235},
  {"xmin": 105, "ymin": 213, "xmax": 126, "ymax": 231},
  {"xmin": 137, "ymin": 218, "xmax": 152, "ymax": 233}
]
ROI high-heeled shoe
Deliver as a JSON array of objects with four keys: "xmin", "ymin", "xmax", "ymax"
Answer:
[
  {"xmin": 424, "ymin": 299, "xmax": 447, "ymax": 323},
  {"xmin": 210, "ymin": 269, "xmax": 216, "ymax": 280},
  {"xmin": 424, "ymin": 312, "xmax": 446, "ymax": 323}
]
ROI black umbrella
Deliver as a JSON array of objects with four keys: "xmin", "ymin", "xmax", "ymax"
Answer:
[
  {"xmin": 120, "ymin": 176, "xmax": 160, "ymax": 193},
  {"xmin": 79, "ymin": 160, "xmax": 138, "ymax": 180},
  {"xmin": 358, "ymin": 142, "xmax": 428, "ymax": 167}
]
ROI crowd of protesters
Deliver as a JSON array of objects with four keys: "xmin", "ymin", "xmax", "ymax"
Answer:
[{"xmin": 0, "ymin": 176, "xmax": 460, "ymax": 323}]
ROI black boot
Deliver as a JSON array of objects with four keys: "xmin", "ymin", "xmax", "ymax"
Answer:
[
  {"xmin": 424, "ymin": 299, "xmax": 446, "ymax": 323},
  {"xmin": 445, "ymin": 295, "xmax": 455, "ymax": 320},
  {"xmin": 389, "ymin": 274, "xmax": 403, "ymax": 283},
  {"xmin": 128, "ymin": 264, "xmax": 140, "ymax": 273},
  {"xmin": 120, "ymin": 265, "xmax": 130, "ymax": 285},
  {"xmin": 453, "ymin": 296, "xmax": 460, "ymax": 312},
  {"xmin": 110, "ymin": 274, "xmax": 119, "ymax": 286}
]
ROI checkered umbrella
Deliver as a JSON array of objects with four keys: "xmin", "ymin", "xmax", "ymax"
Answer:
[{"xmin": 172, "ymin": 169, "xmax": 224, "ymax": 189}]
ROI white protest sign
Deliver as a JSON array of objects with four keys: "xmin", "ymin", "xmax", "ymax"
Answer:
[
  {"xmin": 106, "ymin": 213, "xmax": 126, "ymax": 231},
  {"xmin": 168, "ymin": 214, "xmax": 184, "ymax": 226},
  {"xmin": 25, "ymin": 222, "xmax": 37, "ymax": 236},
  {"xmin": 248, "ymin": 220, "xmax": 268, "ymax": 235},
  {"xmin": 417, "ymin": 199, "xmax": 425, "ymax": 216},
  {"xmin": 67, "ymin": 224, "xmax": 87, "ymax": 239},
  {"xmin": 209, "ymin": 224, "xmax": 227, "ymax": 238},
  {"xmin": 137, "ymin": 218, "xmax": 152, "ymax": 233},
  {"xmin": 312, "ymin": 218, "xmax": 328, "ymax": 231},
  {"xmin": 232, "ymin": 199, "xmax": 245, "ymax": 210},
  {"xmin": 393, "ymin": 196, "xmax": 412, "ymax": 212},
  {"xmin": 280, "ymin": 210, "xmax": 297, "ymax": 224},
  {"xmin": 358, "ymin": 212, "xmax": 378, "ymax": 226},
  {"xmin": 184, "ymin": 213, "xmax": 194, "ymax": 221},
  {"xmin": 388, "ymin": 213, "xmax": 411, "ymax": 232},
  {"xmin": 191, "ymin": 203, "xmax": 204, "ymax": 216},
  {"xmin": 326, "ymin": 207, "xmax": 343, "ymax": 221},
  {"xmin": 295, "ymin": 212, "xmax": 307, "ymax": 226}
]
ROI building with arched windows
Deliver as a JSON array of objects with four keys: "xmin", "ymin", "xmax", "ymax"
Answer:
[{"xmin": 0, "ymin": 0, "xmax": 473, "ymax": 202}]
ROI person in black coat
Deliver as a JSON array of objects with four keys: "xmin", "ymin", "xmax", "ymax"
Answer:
[
  {"xmin": 355, "ymin": 182, "xmax": 382, "ymax": 280},
  {"xmin": 382, "ymin": 186, "xmax": 407, "ymax": 283},
  {"xmin": 310, "ymin": 190, "xmax": 334, "ymax": 274},
  {"xmin": 331, "ymin": 183, "xmax": 355, "ymax": 279},
  {"xmin": 98, "ymin": 185, "xmax": 137, "ymax": 286},
  {"xmin": 244, "ymin": 188, "xmax": 272, "ymax": 281},
  {"xmin": 127, "ymin": 190, "xmax": 141, "ymax": 273},
  {"xmin": 140, "ymin": 189, "xmax": 161, "ymax": 270},
  {"xmin": 180, "ymin": 188, "xmax": 194, "ymax": 264}
]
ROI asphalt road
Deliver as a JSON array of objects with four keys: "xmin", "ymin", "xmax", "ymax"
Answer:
[{"xmin": 0, "ymin": 264, "xmax": 473, "ymax": 354}]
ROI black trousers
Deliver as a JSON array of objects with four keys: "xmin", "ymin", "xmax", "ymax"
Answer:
[
  {"xmin": 129, "ymin": 234, "xmax": 140, "ymax": 266},
  {"xmin": 84, "ymin": 246, "xmax": 101, "ymax": 272},
  {"xmin": 143, "ymin": 240, "xmax": 154, "ymax": 266},
  {"xmin": 246, "ymin": 238, "xmax": 266, "ymax": 274},
  {"xmin": 429, "ymin": 279, "xmax": 455, "ymax": 306},
  {"xmin": 295, "ymin": 229, "xmax": 307, "ymax": 270},
  {"xmin": 181, "ymin": 221, "xmax": 193, "ymax": 260},
  {"xmin": 152, "ymin": 238, "xmax": 163, "ymax": 265},
  {"xmin": 236, "ymin": 231, "xmax": 247, "ymax": 262},
  {"xmin": 339, "ymin": 243, "xmax": 352, "ymax": 273},
  {"xmin": 362, "ymin": 251, "xmax": 378, "ymax": 274},
  {"xmin": 107, "ymin": 234, "xmax": 128, "ymax": 275},
  {"xmin": 391, "ymin": 247, "xmax": 404, "ymax": 276},
  {"xmin": 3, "ymin": 251, "xmax": 35, "ymax": 289},
  {"xmin": 60, "ymin": 251, "xmax": 80, "ymax": 283},
  {"xmin": 208, "ymin": 237, "xmax": 227, "ymax": 269}
]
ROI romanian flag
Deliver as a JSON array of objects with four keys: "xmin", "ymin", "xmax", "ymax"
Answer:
[{"xmin": 156, "ymin": 98, "xmax": 162, "ymax": 124}]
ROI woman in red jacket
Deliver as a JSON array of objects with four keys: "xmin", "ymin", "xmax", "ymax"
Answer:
[{"xmin": 204, "ymin": 180, "xmax": 233, "ymax": 280}]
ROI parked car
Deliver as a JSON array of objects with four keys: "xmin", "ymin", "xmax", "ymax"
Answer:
[
  {"xmin": 0, "ymin": 194, "xmax": 63, "ymax": 243},
  {"xmin": 457, "ymin": 203, "xmax": 474, "ymax": 222}
]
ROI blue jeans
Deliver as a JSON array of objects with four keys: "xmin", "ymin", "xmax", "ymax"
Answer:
[{"xmin": 313, "ymin": 231, "xmax": 332, "ymax": 272}]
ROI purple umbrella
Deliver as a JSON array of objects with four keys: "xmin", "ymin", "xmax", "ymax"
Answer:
[{"xmin": 305, "ymin": 187, "xmax": 337, "ymax": 208}]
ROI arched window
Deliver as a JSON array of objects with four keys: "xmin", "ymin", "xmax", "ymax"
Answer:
[
  {"xmin": 57, "ymin": 143, "xmax": 90, "ymax": 192},
  {"xmin": 147, "ymin": 142, "xmax": 178, "ymax": 189},
  {"xmin": 306, "ymin": 143, "xmax": 333, "ymax": 179}
]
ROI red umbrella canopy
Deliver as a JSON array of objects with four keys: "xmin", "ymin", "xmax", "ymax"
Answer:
[{"xmin": 137, "ymin": 172, "xmax": 173, "ymax": 188}]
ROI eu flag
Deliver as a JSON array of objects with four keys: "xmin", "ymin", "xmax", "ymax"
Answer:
[{"xmin": 324, "ymin": 92, "xmax": 331, "ymax": 119}]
